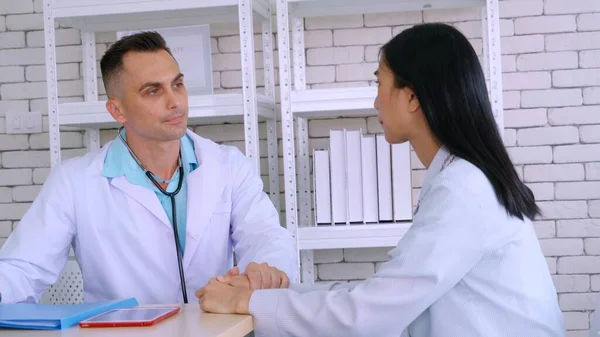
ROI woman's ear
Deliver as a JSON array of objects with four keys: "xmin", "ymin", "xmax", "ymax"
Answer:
[
  {"xmin": 406, "ymin": 88, "xmax": 421, "ymax": 114},
  {"xmin": 106, "ymin": 99, "xmax": 127, "ymax": 124}
]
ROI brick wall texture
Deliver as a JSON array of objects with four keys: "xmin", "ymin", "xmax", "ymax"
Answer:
[{"xmin": 1, "ymin": 0, "xmax": 599, "ymax": 335}]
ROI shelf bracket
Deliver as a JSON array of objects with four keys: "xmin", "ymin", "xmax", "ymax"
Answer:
[
  {"xmin": 291, "ymin": 16, "xmax": 309, "ymax": 227},
  {"xmin": 44, "ymin": 0, "xmax": 61, "ymax": 167},
  {"xmin": 239, "ymin": 0, "xmax": 261, "ymax": 174},
  {"xmin": 82, "ymin": 31, "xmax": 101, "ymax": 152},
  {"xmin": 262, "ymin": 6, "xmax": 281, "ymax": 213},
  {"xmin": 484, "ymin": 0, "xmax": 504, "ymax": 135},
  {"xmin": 291, "ymin": 14, "xmax": 315, "ymax": 284},
  {"xmin": 276, "ymin": 0, "xmax": 301, "ymax": 282}
]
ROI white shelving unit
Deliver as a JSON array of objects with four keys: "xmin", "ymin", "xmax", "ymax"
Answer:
[
  {"xmin": 42, "ymin": 0, "xmax": 281, "ymax": 211},
  {"xmin": 275, "ymin": 0, "xmax": 504, "ymax": 283}
]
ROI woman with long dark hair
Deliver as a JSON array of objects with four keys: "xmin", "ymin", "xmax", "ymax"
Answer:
[{"xmin": 196, "ymin": 23, "xmax": 565, "ymax": 337}]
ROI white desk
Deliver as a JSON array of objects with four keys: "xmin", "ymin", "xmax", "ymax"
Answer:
[{"xmin": 1, "ymin": 304, "xmax": 253, "ymax": 337}]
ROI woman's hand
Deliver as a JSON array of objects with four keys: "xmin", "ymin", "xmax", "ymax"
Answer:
[
  {"xmin": 195, "ymin": 278, "xmax": 253, "ymax": 314},
  {"xmin": 219, "ymin": 263, "xmax": 290, "ymax": 289}
]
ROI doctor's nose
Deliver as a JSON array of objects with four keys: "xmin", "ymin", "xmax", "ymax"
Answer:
[
  {"xmin": 165, "ymin": 88, "xmax": 181, "ymax": 110},
  {"xmin": 374, "ymin": 96, "xmax": 380, "ymax": 111}
]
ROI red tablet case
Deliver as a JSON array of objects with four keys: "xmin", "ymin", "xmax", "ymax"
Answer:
[{"xmin": 78, "ymin": 306, "xmax": 180, "ymax": 328}]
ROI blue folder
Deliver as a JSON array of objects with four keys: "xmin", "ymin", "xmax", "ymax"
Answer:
[{"xmin": 0, "ymin": 297, "xmax": 139, "ymax": 330}]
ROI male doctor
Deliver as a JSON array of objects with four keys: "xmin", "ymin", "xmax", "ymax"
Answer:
[{"xmin": 0, "ymin": 31, "xmax": 296, "ymax": 304}]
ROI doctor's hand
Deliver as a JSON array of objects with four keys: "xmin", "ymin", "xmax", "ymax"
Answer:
[
  {"xmin": 219, "ymin": 262, "xmax": 290, "ymax": 289},
  {"xmin": 195, "ymin": 279, "xmax": 252, "ymax": 315}
]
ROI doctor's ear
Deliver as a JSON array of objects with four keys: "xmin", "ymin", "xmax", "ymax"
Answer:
[{"xmin": 106, "ymin": 98, "xmax": 127, "ymax": 124}]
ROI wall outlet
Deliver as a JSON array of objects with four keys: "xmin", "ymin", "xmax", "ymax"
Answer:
[{"xmin": 5, "ymin": 111, "xmax": 43, "ymax": 134}]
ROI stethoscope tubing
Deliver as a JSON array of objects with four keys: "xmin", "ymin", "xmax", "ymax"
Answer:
[{"xmin": 118, "ymin": 127, "xmax": 188, "ymax": 303}]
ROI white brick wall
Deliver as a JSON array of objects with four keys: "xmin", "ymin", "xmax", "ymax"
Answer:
[
  {"xmin": 514, "ymin": 15, "xmax": 576, "ymax": 35},
  {"xmin": 516, "ymin": 51, "xmax": 578, "ymax": 71},
  {"xmin": 553, "ymin": 69, "xmax": 600, "ymax": 87},
  {"xmin": 549, "ymin": 106, "xmax": 600, "ymax": 125},
  {"xmin": 502, "ymin": 34, "xmax": 545, "ymax": 54},
  {"xmin": 504, "ymin": 108, "xmax": 547, "ymax": 128},
  {"xmin": 0, "ymin": 31, "xmax": 26, "ymax": 49},
  {"xmin": 334, "ymin": 27, "xmax": 392, "ymax": 46},
  {"xmin": 578, "ymin": 13, "xmax": 600, "ymax": 32},
  {"xmin": 306, "ymin": 46, "xmax": 364, "ymax": 66},
  {"xmin": 0, "ymin": 1, "xmax": 34, "ymax": 15},
  {"xmin": 544, "ymin": 0, "xmax": 600, "ymax": 15},
  {"xmin": 587, "ymin": 163, "xmax": 600, "ymax": 181},
  {"xmin": 516, "ymin": 126, "xmax": 578, "ymax": 146},
  {"xmin": 580, "ymin": 50, "xmax": 600, "ymax": 69},
  {"xmin": 524, "ymin": 164, "xmax": 585, "ymax": 182},
  {"xmin": 503, "ymin": 71, "xmax": 551, "ymax": 90},
  {"xmin": 0, "ymin": 1, "xmax": 599, "ymax": 334},
  {"xmin": 521, "ymin": 88, "xmax": 583, "ymax": 108},
  {"xmin": 554, "ymin": 144, "xmax": 600, "ymax": 163},
  {"xmin": 546, "ymin": 32, "xmax": 600, "ymax": 51},
  {"xmin": 499, "ymin": 0, "xmax": 543, "ymax": 18}
]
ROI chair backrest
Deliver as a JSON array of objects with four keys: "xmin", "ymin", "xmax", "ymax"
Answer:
[{"xmin": 39, "ymin": 259, "xmax": 84, "ymax": 304}]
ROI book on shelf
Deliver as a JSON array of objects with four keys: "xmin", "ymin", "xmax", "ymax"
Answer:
[
  {"xmin": 313, "ymin": 149, "xmax": 332, "ymax": 225},
  {"xmin": 345, "ymin": 129, "xmax": 364, "ymax": 223},
  {"xmin": 361, "ymin": 134, "xmax": 379, "ymax": 223},
  {"xmin": 312, "ymin": 129, "xmax": 412, "ymax": 227},
  {"xmin": 391, "ymin": 141, "xmax": 413, "ymax": 221},
  {"xmin": 329, "ymin": 129, "xmax": 347, "ymax": 225},
  {"xmin": 376, "ymin": 134, "xmax": 394, "ymax": 222}
]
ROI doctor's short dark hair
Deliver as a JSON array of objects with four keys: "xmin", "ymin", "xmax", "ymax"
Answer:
[
  {"xmin": 379, "ymin": 22, "xmax": 540, "ymax": 221},
  {"xmin": 100, "ymin": 31, "xmax": 173, "ymax": 97}
]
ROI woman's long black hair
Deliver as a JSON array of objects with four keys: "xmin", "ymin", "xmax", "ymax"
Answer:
[{"xmin": 380, "ymin": 22, "xmax": 539, "ymax": 221}]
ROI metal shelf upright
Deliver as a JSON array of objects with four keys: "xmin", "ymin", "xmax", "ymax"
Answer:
[
  {"xmin": 42, "ymin": 0, "xmax": 281, "ymax": 211},
  {"xmin": 275, "ymin": 0, "xmax": 504, "ymax": 283}
]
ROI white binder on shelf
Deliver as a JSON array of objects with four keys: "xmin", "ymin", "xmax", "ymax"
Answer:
[
  {"xmin": 329, "ymin": 129, "xmax": 347, "ymax": 225},
  {"xmin": 392, "ymin": 142, "xmax": 413, "ymax": 221},
  {"xmin": 376, "ymin": 134, "xmax": 393, "ymax": 222},
  {"xmin": 345, "ymin": 129, "xmax": 363, "ymax": 223},
  {"xmin": 361, "ymin": 134, "xmax": 378, "ymax": 223},
  {"xmin": 313, "ymin": 149, "xmax": 332, "ymax": 225}
]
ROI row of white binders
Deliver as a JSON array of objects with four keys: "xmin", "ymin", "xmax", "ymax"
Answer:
[{"xmin": 312, "ymin": 129, "xmax": 413, "ymax": 225}]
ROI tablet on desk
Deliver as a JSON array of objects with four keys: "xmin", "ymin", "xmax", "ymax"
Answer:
[{"xmin": 78, "ymin": 306, "xmax": 180, "ymax": 328}]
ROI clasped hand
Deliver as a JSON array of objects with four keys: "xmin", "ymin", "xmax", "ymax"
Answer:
[{"xmin": 195, "ymin": 262, "xmax": 289, "ymax": 314}]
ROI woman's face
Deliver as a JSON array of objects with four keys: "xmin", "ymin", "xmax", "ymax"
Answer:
[{"xmin": 373, "ymin": 60, "xmax": 419, "ymax": 144}]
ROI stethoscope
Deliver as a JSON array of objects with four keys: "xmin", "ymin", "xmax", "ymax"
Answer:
[{"xmin": 117, "ymin": 126, "xmax": 188, "ymax": 303}]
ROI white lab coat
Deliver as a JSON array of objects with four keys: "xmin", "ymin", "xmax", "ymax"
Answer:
[
  {"xmin": 248, "ymin": 146, "xmax": 565, "ymax": 337},
  {"xmin": 0, "ymin": 130, "xmax": 297, "ymax": 304}
]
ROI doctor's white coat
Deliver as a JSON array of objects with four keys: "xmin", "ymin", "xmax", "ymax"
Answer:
[{"xmin": 0, "ymin": 130, "xmax": 297, "ymax": 304}]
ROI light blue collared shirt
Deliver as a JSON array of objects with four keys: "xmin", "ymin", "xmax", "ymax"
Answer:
[{"xmin": 102, "ymin": 131, "xmax": 198, "ymax": 253}]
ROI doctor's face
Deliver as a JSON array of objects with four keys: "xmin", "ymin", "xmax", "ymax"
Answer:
[
  {"xmin": 373, "ymin": 60, "xmax": 419, "ymax": 144},
  {"xmin": 106, "ymin": 49, "xmax": 189, "ymax": 142}
]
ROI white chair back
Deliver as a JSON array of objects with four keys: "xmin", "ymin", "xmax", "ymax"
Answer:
[{"xmin": 39, "ymin": 259, "xmax": 84, "ymax": 304}]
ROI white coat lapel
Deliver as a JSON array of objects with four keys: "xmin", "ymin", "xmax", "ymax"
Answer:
[
  {"xmin": 182, "ymin": 134, "xmax": 228, "ymax": 270},
  {"xmin": 110, "ymin": 177, "xmax": 171, "ymax": 228}
]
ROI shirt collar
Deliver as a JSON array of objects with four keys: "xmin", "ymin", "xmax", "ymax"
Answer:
[
  {"xmin": 420, "ymin": 145, "xmax": 453, "ymax": 193},
  {"xmin": 102, "ymin": 130, "xmax": 198, "ymax": 179}
]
